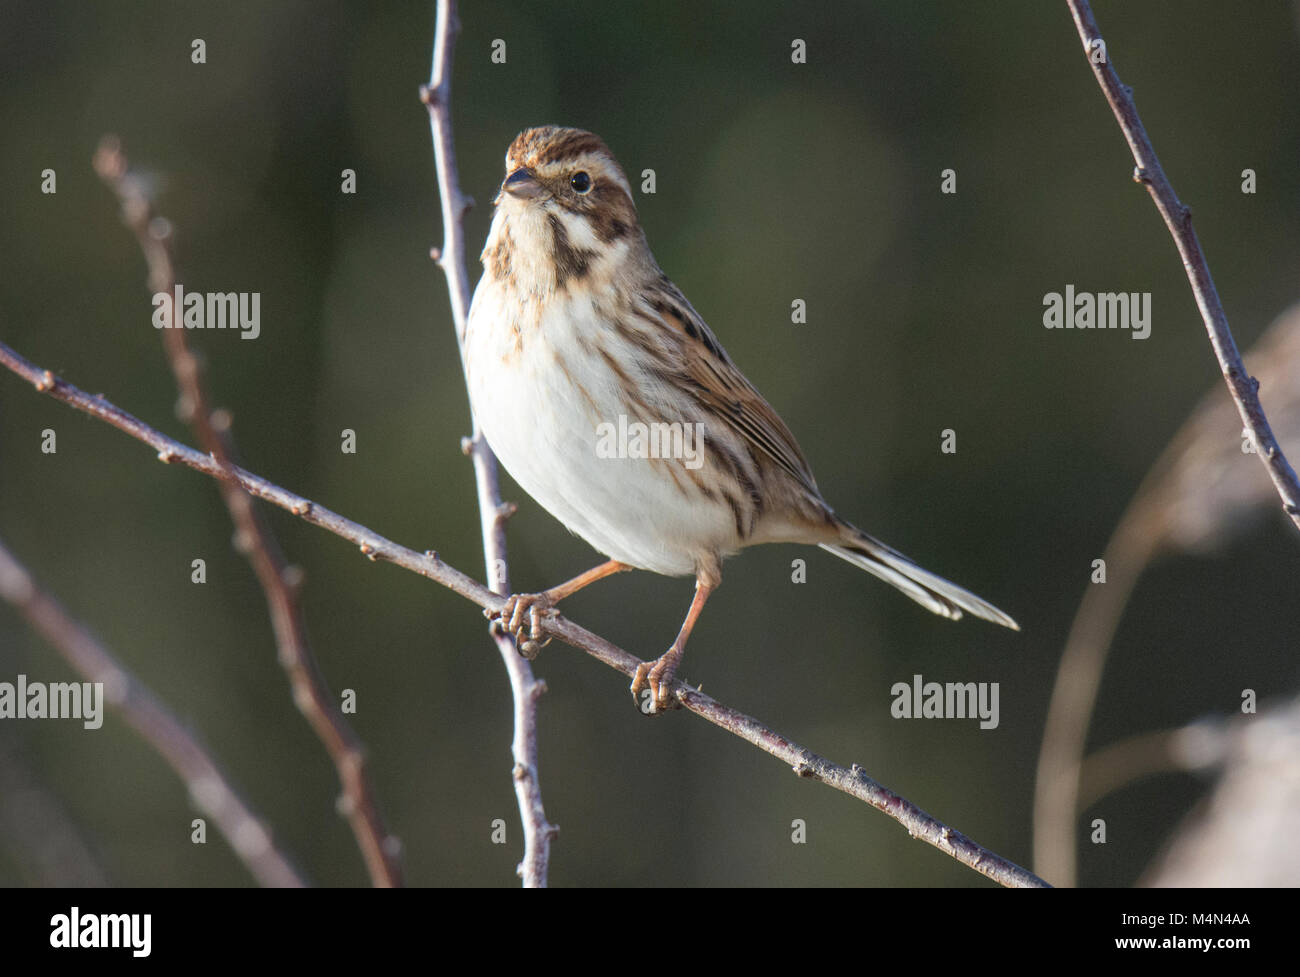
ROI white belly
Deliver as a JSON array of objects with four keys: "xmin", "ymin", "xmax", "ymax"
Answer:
[{"xmin": 465, "ymin": 279, "xmax": 738, "ymax": 577}]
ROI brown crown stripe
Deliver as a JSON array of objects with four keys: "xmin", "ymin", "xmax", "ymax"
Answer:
[{"xmin": 510, "ymin": 128, "xmax": 613, "ymax": 168}]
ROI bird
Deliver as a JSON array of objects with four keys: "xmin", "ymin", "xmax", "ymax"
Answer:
[{"xmin": 464, "ymin": 126, "xmax": 1017, "ymax": 711}]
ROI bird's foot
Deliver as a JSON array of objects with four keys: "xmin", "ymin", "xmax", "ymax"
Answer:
[
  {"xmin": 630, "ymin": 647, "xmax": 684, "ymax": 714},
  {"xmin": 487, "ymin": 592, "xmax": 556, "ymax": 659}
]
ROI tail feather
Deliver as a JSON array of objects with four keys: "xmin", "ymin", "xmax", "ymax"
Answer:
[{"xmin": 820, "ymin": 526, "xmax": 1019, "ymax": 631}]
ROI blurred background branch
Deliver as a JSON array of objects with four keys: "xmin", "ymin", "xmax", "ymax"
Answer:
[
  {"xmin": 1141, "ymin": 694, "xmax": 1300, "ymax": 886},
  {"xmin": 1035, "ymin": 306, "xmax": 1300, "ymax": 885},
  {"xmin": 0, "ymin": 536, "xmax": 306, "ymax": 887},
  {"xmin": 0, "ymin": 341, "xmax": 1046, "ymax": 886},
  {"xmin": 3, "ymin": 0, "xmax": 1296, "ymax": 887},
  {"xmin": 93, "ymin": 136, "xmax": 403, "ymax": 888}
]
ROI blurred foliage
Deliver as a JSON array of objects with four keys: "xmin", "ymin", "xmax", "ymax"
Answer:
[{"xmin": 0, "ymin": 0, "xmax": 1297, "ymax": 887}]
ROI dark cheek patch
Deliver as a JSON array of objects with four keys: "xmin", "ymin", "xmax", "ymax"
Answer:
[
  {"xmin": 586, "ymin": 185, "xmax": 635, "ymax": 243},
  {"xmin": 547, "ymin": 213, "xmax": 597, "ymax": 288}
]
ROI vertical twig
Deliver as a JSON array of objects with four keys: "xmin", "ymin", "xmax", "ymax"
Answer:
[
  {"xmin": 421, "ymin": 0, "xmax": 557, "ymax": 887},
  {"xmin": 0, "ymin": 538, "xmax": 307, "ymax": 887},
  {"xmin": 93, "ymin": 138, "xmax": 403, "ymax": 888},
  {"xmin": 1065, "ymin": 0, "xmax": 1300, "ymax": 533}
]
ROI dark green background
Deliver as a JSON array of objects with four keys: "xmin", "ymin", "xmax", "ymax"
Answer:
[{"xmin": 1, "ymin": 0, "xmax": 1297, "ymax": 887}]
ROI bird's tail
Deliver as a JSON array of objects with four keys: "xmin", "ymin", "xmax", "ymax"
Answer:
[{"xmin": 820, "ymin": 522, "xmax": 1019, "ymax": 631}]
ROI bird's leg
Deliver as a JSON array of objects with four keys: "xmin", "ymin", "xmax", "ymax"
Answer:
[
  {"xmin": 631, "ymin": 575, "xmax": 717, "ymax": 712},
  {"xmin": 492, "ymin": 560, "xmax": 631, "ymax": 658}
]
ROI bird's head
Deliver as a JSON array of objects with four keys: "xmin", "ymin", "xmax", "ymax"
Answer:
[{"xmin": 483, "ymin": 126, "xmax": 646, "ymax": 290}]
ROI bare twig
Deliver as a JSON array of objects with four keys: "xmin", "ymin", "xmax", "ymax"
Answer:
[
  {"xmin": 91, "ymin": 138, "xmax": 403, "ymax": 888},
  {"xmin": 1034, "ymin": 108, "xmax": 1300, "ymax": 883},
  {"xmin": 1033, "ymin": 503, "xmax": 1158, "ymax": 886},
  {"xmin": 1078, "ymin": 721, "xmax": 1227, "ymax": 813},
  {"xmin": 0, "ymin": 342, "xmax": 1048, "ymax": 887},
  {"xmin": 0, "ymin": 537, "xmax": 306, "ymax": 887},
  {"xmin": 1034, "ymin": 312, "xmax": 1300, "ymax": 885},
  {"xmin": 1065, "ymin": 0, "xmax": 1300, "ymax": 533},
  {"xmin": 420, "ymin": 0, "xmax": 556, "ymax": 887}
]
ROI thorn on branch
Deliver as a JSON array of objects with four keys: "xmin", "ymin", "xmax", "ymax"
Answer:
[
  {"xmin": 1132, "ymin": 166, "xmax": 1149, "ymax": 184},
  {"xmin": 429, "ymin": 246, "xmax": 442, "ymax": 262}
]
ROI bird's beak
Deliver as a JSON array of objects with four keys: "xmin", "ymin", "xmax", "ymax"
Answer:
[{"xmin": 501, "ymin": 166, "xmax": 544, "ymax": 200}]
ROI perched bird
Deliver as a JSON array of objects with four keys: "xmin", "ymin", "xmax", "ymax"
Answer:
[{"xmin": 465, "ymin": 126, "xmax": 1017, "ymax": 710}]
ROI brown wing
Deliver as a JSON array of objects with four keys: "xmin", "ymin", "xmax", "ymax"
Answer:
[{"xmin": 644, "ymin": 278, "xmax": 821, "ymax": 498}]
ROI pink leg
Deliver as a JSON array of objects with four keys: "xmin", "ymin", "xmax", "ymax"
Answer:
[
  {"xmin": 631, "ymin": 576, "xmax": 716, "ymax": 711},
  {"xmin": 494, "ymin": 560, "xmax": 632, "ymax": 657}
]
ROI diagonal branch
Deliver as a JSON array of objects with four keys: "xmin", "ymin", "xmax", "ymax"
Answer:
[
  {"xmin": 0, "ymin": 341, "xmax": 1048, "ymax": 887},
  {"xmin": 91, "ymin": 137, "xmax": 403, "ymax": 888},
  {"xmin": 0, "ymin": 537, "xmax": 307, "ymax": 888},
  {"xmin": 420, "ymin": 0, "xmax": 556, "ymax": 887},
  {"xmin": 1064, "ymin": 0, "xmax": 1300, "ymax": 533}
]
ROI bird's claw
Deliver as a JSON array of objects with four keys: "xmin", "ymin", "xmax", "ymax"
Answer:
[
  {"xmin": 630, "ymin": 648, "xmax": 684, "ymax": 715},
  {"xmin": 488, "ymin": 593, "xmax": 555, "ymax": 659}
]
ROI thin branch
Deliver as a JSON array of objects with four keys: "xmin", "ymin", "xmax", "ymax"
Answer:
[
  {"xmin": 1065, "ymin": 0, "xmax": 1300, "ymax": 533},
  {"xmin": 0, "ymin": 537, "xmax": 307, "ymax": 888},
  {"xmin": 1033, "ymin": 502, "xmax": 1158, "ymax": 886},
  {"xmin": 1036, "ymin": 308, "xmax": 1300, "ymax": 885},
  {"xmin": 421, "ymin": 0, "xmax": 556, "ymax": 887},
  {"xmin": 0, "ymin": 342, "xmax": 1048, "ymax": 887},
  {"xmin": 91, "ymin": 137, "xmax": 403, "ymax": 888},
  {"xmin": 1077, "ymin": 721, "xmax": 1226, "ymax": 813}
]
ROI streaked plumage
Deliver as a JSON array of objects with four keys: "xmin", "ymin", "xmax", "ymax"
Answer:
[{"xmin": 465, "ymin": 126, "xmax": 1017, "ymax": 709}]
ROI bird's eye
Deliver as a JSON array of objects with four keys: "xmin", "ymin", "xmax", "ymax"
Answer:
[{"xmin": 570, "ymin": 171, "xmax": 592, "ymax": 194}]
